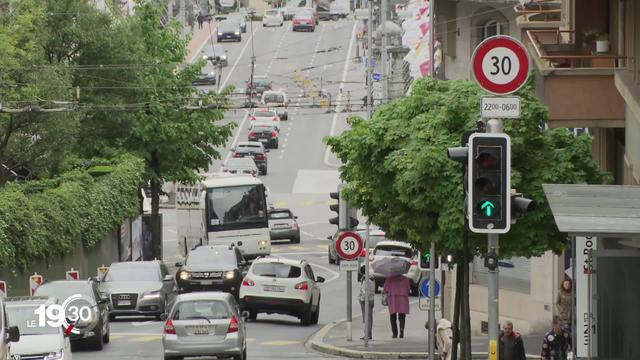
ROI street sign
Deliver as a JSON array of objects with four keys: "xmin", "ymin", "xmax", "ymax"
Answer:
[
  {"xmin": 29, "ymin": 273, "xmax": 43, "ymax": 296},
  {"xmin": 363, "ymin": 57, "xmax": 377, "ymax": 69},
  {"xmin": 0, "ymin": 281, "xmax": 6, "ymax": 298},
  {"xmin": 66, "ymin": 269, "xmax": 79, "ymax": 281},
  {"xmin": 471, "ymin": 36, "xmax": 530, "ymax": 95},
  {"xmin": 372, "ymin": 73, "xmax": 381, "ymax": 81},
  {"xmin": 339, "ymin": 260, "xmax": 359, "ymax": 271},
  {"xmin": 97, "ymin": 265, "xmax": 109, "ymax": 280},
  {"xmin": 481, "ymin": 97, "xmax": 521, "ymax": 118},
  {"xmin": 419, "ymin": 297, "xmax": 441, "ymax": 312},
  {"xmin": 419, "ymin": 277, "xmax": 441, "ymax": 298},
  {"xmin": 335, "ymin": 231, "xmax": 363, "ymax": 261}
]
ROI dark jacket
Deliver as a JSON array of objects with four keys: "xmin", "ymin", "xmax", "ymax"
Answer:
[{"xmin": 499, "ymin": 331, "xmax": 526, "ymax": 360}]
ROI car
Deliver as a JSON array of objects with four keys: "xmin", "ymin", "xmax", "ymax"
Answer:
[
  {"xmin": 358, "ymin": 240, "xmax": 426, "ymax": 296},
  {"xmin": 227, "ymin": 14, "xmax": 247, "ymax": 33},
  {"xmin": 262, "ymin": 9, "xmax": 284, "ymax": 27},
  {"xmin": 34, "ymin": 280, "xmax": 110, "ymax": 350},
  {"xmin": 232, "ymin": 142, "xmax": 269, "ymax": 175},
  {"xmin": 98, "ymin": 260, "xmax": 175, "ymax": 320},
  {"xmin": 209, "ymin": 44, "xmax": 229, "ymax": 66},
  {"xmin": 217, "ymin": 21, "xmax": 242, "ymax": 42},
  {"xmin": 193, "ymin": 71, "xmax": 217, "ymax": 86},
  {"xmin": 174, "ymin": 245, "xmax": 248, "ymax": 298},
  {"xmin": 221, "ymin": 157, "xmax": 259, "ymax": 177},
  {"xmin": 245, "ymin": 75, "xmax": 272, "ymax": 96},
  {"xmin": 260, "ymin": 91, "xmax": 289, "ymax": 120},
  {"xmin": 240, "ymin": 257, "xmax": 324, "ymax": 325},
  {"xmin": 328, "ymin": 226, "xmax": 389, "ymax": 265},
  {"xmin": 292, "ymin": 12, "xmax": 316, "ymax": 32},
  {"xmin": 0, "ymin": 298, "xmax": 20, "ymax": 360},
  {"xmin": 250, "ymin": 108, "xmax": 280, "ymax": 130},
  {"xmin": 5, "ymin": 296, "xmax": 72, "ymax": 360},
  {"xmin": 248, "ymin": 123, "xmax": 279, "ymax": 149},
  {"xmin": 162, "ymin": 292, "xmax": 247, "ymax": 360},
  {"xmin": 268, "ymin": 209, "xmax": 301, "ymax": 243}
]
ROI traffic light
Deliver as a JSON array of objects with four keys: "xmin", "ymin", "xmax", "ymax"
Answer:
[
  {"xmin": 419, "ymin": 251, "xmax": 440, "ymax": 271},
  {"xmin": 468, "ymin": 133, "xmax": 511, "ymax": 233},
  {"xmin": 329, "ymin": 185, "xmax": 359, "ymax": 230},
  {"xmin": 511, "ymin": 192, "xmax": 535, "ymax": 222}
]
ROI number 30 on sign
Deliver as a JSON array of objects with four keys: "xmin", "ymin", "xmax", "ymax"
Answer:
[
  {"xmin": 335, "ymin": 231, "xmax": 363, "ymax": 261},
  {"xmin": 471, "ymin": 36, "xmax": 530, "ymax": 95}
]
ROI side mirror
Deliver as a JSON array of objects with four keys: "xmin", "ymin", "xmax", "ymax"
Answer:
[
  {"xmin": 175, "ymin": 262, "xmax": 183, "ymax": 267},
  {"xmin": 294, "ymin": 216, "xmax": 298, "ymax": 219},
  {"xmin": 265, "ymin": 149, "xmax": 270, "ymax": 153},
  {"xmin": 7, "ymin": 326, "xmax": 19, "ymax": 343},
  {"xmin": 159, "ymin": 313, "xmax": 168, "ymax": 321},
  {"xmin": 164, "ymin": 275, "xmax": 174, "ymax": 282},
  {"xmin": 327, "ymin": 235, "xmax": 333, "ymax": 240},
  {"xmin": 241, "ymin": 310, "xmax": 251, "ymax": 320},
  {"xmin": 316, "ymin": 276, "xmax": 325, "ymax": 283}
]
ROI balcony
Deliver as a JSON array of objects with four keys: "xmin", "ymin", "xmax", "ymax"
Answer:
[
  {"xmin": 525, "ymin": 29, "xmax": 625, "ymax": 128},
  {"xmin": 514, "ymin": 0, "xmax": 564, "ymax": 29}
]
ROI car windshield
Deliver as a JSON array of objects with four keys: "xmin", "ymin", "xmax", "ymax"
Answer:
[
  {"xmin": 374, "ymin": 245, "xmax": 413, "ymax": 258},
  {"xmin": 253, "ymin": 78, "xmax": 268, "ymax": 85},
  {"xmin": 357, "ymin": 233, "xmax": 389, "ymax": 248},
  {"xmin": 187, "ymin": 249, "xmax": 237, "ymax": 267},
  {"xmin": 263, "ymin": 94, "xmax": 285, "ymax": 103},
  {"xmin": 226, "ymin": 158, "xmax": 255, "ymax": 167},
  {"xmin": 172, "ymin": 300, "xmax": 231, "ymax": 320},
  {"xmin": 269, "ymin": 211, "xmax": 292, "ymax": 219},
  {"xmin": 7, "ymin": 305, "xmax": 60, "ymax": 335},
  {"xmin": 228, "ymin": 15, "xmax": 243, "ymax": 23},
  {"xmin": 266, "ymin": 10, "xmax": 278, "ymax": 15},
  {"xmin": 237, "ymin": 144, "xmax": 262, "ymax": 151},
  {"xmin": 104, "ymin": 265, "xmax": 160, "ymax": 282},
  {"xmin": 252, "ymin": 262, "xmax": 301, "ymax": 278},
  {"xmin": 252, "ymin": 124, "xmax": 275, "ymax": 131},
  {"xmin": 34, "ymin": 282, "xmax": 94, "ymax": 303},
  {"xmin": 207, "ymin": 185, "xmax": 267, "ymax": 230},
  {"xmin": 254, "ymin": 111, "xmax": 274, "ymax": 117},
  {"xmin": 219, "ymin": 22, "xmax": 237, "ymax": 31}
]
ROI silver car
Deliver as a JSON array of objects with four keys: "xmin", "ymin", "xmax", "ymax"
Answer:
[
  {"xmin": 268, "ymin": 208, "xmax": 300, "ymax": 243},
  {"xmin": 99, "ymin": 260, "xmax": 175, "ymax": 320},
  {"xmin": 162, "ymin": 292, "xmax": 247, "ymax": 360}
]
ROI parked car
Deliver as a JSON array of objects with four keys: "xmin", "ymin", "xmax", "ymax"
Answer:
[
  {"xmin": 0, "ymin": 298, "xmax": 20, "ymax": 360},
  {"xmin": 193, "ymin": 71, "xmax": 217, "ymax": 86},
  {"xmin": 268, "ymin": 208, "xmax": 300, "ymax": 243},
  {"xmin": 232, "ymin": 142, "xmax": 269, "ymax": 175},
  {"xmin": 245, "ymin": 75, "xmax": 272, "ymax": 96},
  {"xmin": 248, "ymin": 123, "xmax": 279, "ymax": 149},
  {"xmin": 358, "ymin": 241, "xmax": 426, "ymax": 295},
  {"xmin": 98, "ymin": 260, "xmax": 175, "ymax": 320},
  {"xmin": 292, "ymin": 12, "xmax": 316, "ymax": 32},
  {"xmin": 227, "ymin": 14, "xmax": 247, "ymax": 33},
  {"xmin": 175, "ymin": 245, "xmax": 248, "ymax": 298},
  {"xmin": 328, "ymin": 226, "xmax": 389, "ymax": 265},
  {"xmin": 217, "ymin": 20, "xmax": 242, "ymax": 42},
  {"xmin": 250, "ymin": 108, "xmax": 280, "ymax": 130},
  {"xmin": 5, "ymin": 296, "xmax": 72, "ymax": 360},
  {"xmin": 240, "ymin": 257, "xmax": 324, "ymax": 325},
  {"xmin": 260, "ymin": 91, "xmax": 289, "ymax": 120},
  {"xmin": 162, "ymin": 292, "xmax": 247, "ymax": 360},
  {"xmin": 221, "ymin": 157, "xmax": 259, "ymax": 177},
  {"xmin": 34, "ymin": 280, "xmax": 110, "ymax": 350},
  {"xmin": 262, "ymin": 9, "xmax": 284, "ymax": 27}
]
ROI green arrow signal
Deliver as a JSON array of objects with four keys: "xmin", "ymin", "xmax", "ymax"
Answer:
[{"xmin": 481, "ymin": 201, "xmax": 496, "ymax": 217}]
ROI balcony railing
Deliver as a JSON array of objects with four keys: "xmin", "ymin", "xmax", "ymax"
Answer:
[
  {"xmin": 514, "ymin": 0, "xmax": 562, "ymax": 24},
  {"xmin": 526, "ymin": 29, "xmax": 625, "ymax": 69}
]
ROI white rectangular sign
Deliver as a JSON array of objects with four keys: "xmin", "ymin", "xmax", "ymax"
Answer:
[
  {"xmin": 339, "ymin": 261, "xmax": 359, "ymax": 272},
  {"xmin": 575, "ymin": 236, "xmax": 598, "ymax": 357},
  {"xmin": 418, "ymin": 297, "xmax": 441, "ymax": 312},
  {"xmin": 481, "ymin": 97, "xmax": 521, "ymax": 118}
]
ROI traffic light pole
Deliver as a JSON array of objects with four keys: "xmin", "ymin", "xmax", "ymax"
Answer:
[
  {"xmin": 428, "ymin": 241, "xmax": 436, "ymax": 360},
  {"xmin": 364, "ymin": 221, "xmax": 371, "ymax": 347}
]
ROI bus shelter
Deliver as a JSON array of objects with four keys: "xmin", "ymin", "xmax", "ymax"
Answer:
[{"xmin": 543, "ymin": 184, "xmax": 640, "ymax": 360}]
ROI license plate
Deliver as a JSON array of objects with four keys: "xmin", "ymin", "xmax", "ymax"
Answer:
[
  {"xmin": 200, "ymin": 280, "xmax": 213, "ymax": 285},
  {"xmin": 118, "ymin": 300, "xmax": 131, "ymax": 306},
  {"xmin": 191, "ymin": 326, "xmax": 210, "ymax": 335},
  {"xmin": 259, "ymin": 139, "xmax": 268, "ymax": 142},
  {"xmin": 274, "ymin": 224, "xmax": 289, "ymax": 229},
  {"xmin": 264, "ymin": 285, "xmax": 285, "ymax": 292}
]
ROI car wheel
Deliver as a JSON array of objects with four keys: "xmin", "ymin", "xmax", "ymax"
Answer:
[
  {"xmin": 300, "ymin": 304, "xmax": 313, "ymax": 326},
  {"xmin": 108, "ymin": 313, "xmax": 116, "ymax": 321},
  {"xmin": 103, "ymin": 325, "xmax": 110, "ymax": 344},
  {"xmin": 291, "ymin": 235, "xmax": 300, "ymax": 244},
  {"xmin": 248, "ymin": 310, "xmax": 257, "ymax": 321},
  {"xmin": 410, "ymin": 283, "xmax": 419, "ymax": 297},
  {"xmin": 336, "ymin": 257, "xmax": 341, "ymax": 266},
  {"xmin": 233, "ymin": 348, "xmax": 247, "ymax": 360},
  {"xmin": 238, "ymin": 37, "xmax": 242, "ymax": 42},
  {"xmin": 273, "ymin": 140, "xmax": 279, "ymax": 149},
  {"xmin": 157, "ymin": 296, "xmax": 168, "ymax": 320},
  {"xmin": 328, "ymin": 250, "xmax": 335, "ymax": 264},
  {"xmin": 217, "ymin": 37, "xmax": 221, "ymax": 42},
  {"xmin": 311, "ymin": 298, "xmax": 320, "ymax": 325},
  {"xmin": 91, "ymin": 322, "xmax": 104, "ymax": 350}
]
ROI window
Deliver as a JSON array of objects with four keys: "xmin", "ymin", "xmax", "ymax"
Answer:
[
  {"xmin": 252, "ymin": 262, "xmax": 301, "ymax": 278},
  {"xmin": 104, "ymin": 266, "xmax": 160, "ymax": 282},
  {"xmin": 482, "ymin": 19, "xmax": 503, "ymax": 40},
  {"xmin": 374, "ymin": 245, "xmax": 412, "ymax": 258},
  {"xmin": 269, "ymin": 210, "xmax": 293, "ymax": 219},
  {"xmin": 305, "ymin": 265, "xmax": 315, "ymax": 280},
  {"xmin": 187, "ymin": 249, "xmax": 237, "ymax": 266},
  {"xmin": 172, "ymin": 300, "xmax": 231, "ymax": 320}
]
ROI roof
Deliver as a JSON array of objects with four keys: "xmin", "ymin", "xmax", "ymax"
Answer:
[
  {"xmin": 202, "ymin": 174, "xmax": 264, "ymax": 188},
  {"xmin": 374, "ymin": 240, "xmax": 412, "ymax": 249},
  {"xmin": 193, "ymin": 245, "xmax": 234, "ymax": 252},
  {"xmin": 174, "ymin": 292, "xmax": 234, "ymax": 302},
  {"xmin": 543, "ymin": 184, "xmax": 640, "ymax": 236},
  {"xmin": 4, "ymin": 296, "xmax": 56, "ymax": 306}
]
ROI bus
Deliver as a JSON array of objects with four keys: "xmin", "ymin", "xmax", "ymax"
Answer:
[{"xmin": 176, "ymin": 174, "xmax": 271, "ymax": 260}]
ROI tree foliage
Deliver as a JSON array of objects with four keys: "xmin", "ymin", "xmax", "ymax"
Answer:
[{"xmin": 326, "ymin": 78, "xmax": 610, "ymax": 258}]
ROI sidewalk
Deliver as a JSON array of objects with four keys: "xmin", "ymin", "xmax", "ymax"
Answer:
[
  {"xmin": 187, "ymin": 21, "xmax": 217, "ymax": 63},
  {"xmin": 309, "ymin": 300, "xmax": 544, "ymax": 359}
]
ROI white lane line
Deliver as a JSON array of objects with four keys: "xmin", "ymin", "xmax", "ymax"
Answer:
[
  {"xmin": 224, "ymin": 111, "xmax": 249, "ymax": 163},
  {"xmin": 300, "ymin": 229, "xmax": 315, "ymax": 237},
  {"xmin": 323, "ymin": 21, "xmax": 358, "ymax": 167},
  {"xmin": 219, "ymin": 26, "xmax": 259, "ymax": 90},
  {"xmin": 310, "ymin": 262, "xmax": 340, "ymax": 284},
  {"xmin": 111, "ymin": 332, "xmax": 161, "ymax": 336}
]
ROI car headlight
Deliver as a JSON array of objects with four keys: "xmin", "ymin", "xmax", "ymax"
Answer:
[
  {"xmin": 209, "ymin": 71, "xmax": 215, "ymax": 76},
  {"xmin": 234, "ymin": 31, "xmax": 240, "ymax": 35},
  {"xmin": 220, "ymin": 55, "xmax": 227, "ymax": 60},
  {"xmin": 142, "ymin": 290, "xmax": 161, "ymax": 299},
  {"xmin": 44, "ymin": 349, "xmax": 64, "ymax": 360},
  {"xmin": 179, "ymin": 271, "xmax": 190, "ymax": 280},
  {"xmin": 218, "ymin": 32, "xmax": 223, "ymax": 35},
  {"xmin": 224, "ymin": 271, "xmax": 235, "ymax": 280},
  {"xmin": 259, "ymin": 240, "xmax": 268, "ymax": 246}
]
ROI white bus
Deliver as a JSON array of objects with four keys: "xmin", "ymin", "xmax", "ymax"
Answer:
[{"xmin": 176, "ymin": 174, "xmax": 271, "ymax": 259}]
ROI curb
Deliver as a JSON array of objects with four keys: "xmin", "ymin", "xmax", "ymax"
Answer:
[{"xmin": 308, "ymin": 320, "xmax": 541, "ymax": 359}]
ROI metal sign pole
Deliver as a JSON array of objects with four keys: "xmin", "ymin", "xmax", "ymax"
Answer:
[
  {"xmin": 364, "ymin": 221, "xmax": 371, "ymax": 347},
  {"xmin": 428, "ymin": 241, "xmax": 436, "ymax": 360},
  {"xmin": 347, "ymin": 270, "xmax": 353, "ymax": 341}
]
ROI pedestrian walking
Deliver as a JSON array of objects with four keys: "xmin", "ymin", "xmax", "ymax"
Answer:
[
  {"xmin": 555, "ymin": 279, "xmax": 572, "ymax": 333},
  {"xmin": 383, "ymin": 275, "xmax": 410, "ymax": 338},
  {"xmin": 541, "ymin": 316, "xmax": 571, "ymax": 360},
  {"xmin": 499, "ymin": 320, "xmax": 526, "ymax": 360},
  {"xmin": 359, "ymin": 268, "xmax": 375, "ymax": 340},
  {"xmin": 426, "ymin": 318, "xmax": 454, "ymax": 360},
  {"xmin": 197, "ymin": 14, "xmax": 204, "ymax": 29}
]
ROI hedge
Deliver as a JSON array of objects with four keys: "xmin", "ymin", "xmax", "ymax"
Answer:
[{"xmin": 0, "ymin": 155, "xmax": 144, "ymax": 269}]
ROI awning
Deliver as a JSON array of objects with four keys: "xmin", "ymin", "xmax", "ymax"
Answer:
[{"xmin": 543, "ymin": 184, "xmax": 640, "ymax": 237}]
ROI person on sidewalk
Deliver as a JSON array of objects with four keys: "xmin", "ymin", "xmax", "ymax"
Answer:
[
  {"xmin": 197, "ymin": 14, "xmax": 204, "ymax": 29},
  {"xmin": 499, "ymin": 320, "xmax": 526, "ymax": 360},
  {"xmin": 426, "ymin": 318, "xmax": 453, "ymax": 360},
  {"xmin": 358, "ymin": 268, "xmax": 375, "ymax": 340},
  {"xmin": 555, "ymin": 279, "xmax": 572, "ymax": 334},
  {"xmin": 541, "ymin": 316, "xmax": 571, "ymax": 360},
  {"xmin": 383, "ymin": 275, "xmax": 411, "ymax": 338}
]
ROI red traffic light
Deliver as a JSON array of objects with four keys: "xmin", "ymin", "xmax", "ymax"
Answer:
[{"xmin": 476, "ymin": 150, "xmax": 500, "ymax": 169}]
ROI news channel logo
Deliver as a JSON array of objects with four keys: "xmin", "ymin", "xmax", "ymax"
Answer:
[{"xmin": 31, "ymin": 294, "xmax": 100, "ymax": 335}]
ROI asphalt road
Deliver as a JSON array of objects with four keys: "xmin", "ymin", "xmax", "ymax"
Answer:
[{"xmin": 73, "ymin": 16, "xmax": 371, "ymax": 360}]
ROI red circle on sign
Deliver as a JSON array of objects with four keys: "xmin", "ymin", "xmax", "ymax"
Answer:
[
  {"xmin": 472, "ymin": 36, "xmax": 530, "ymax": 95},
  {"xmin": 335, "ymin": 231, "xmax": 363, "ymax": 261}
]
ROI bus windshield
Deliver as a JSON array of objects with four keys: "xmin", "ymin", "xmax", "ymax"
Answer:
[{"xmin": 206, "ymin": 184, "xmax": 267, "ymax": 231}]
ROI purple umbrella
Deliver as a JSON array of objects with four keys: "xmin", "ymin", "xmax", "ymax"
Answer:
[{"xmin": 371, "ymin": 256, "xmax": 411, "ymax": 277}]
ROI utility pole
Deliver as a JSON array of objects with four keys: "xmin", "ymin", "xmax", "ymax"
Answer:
[
  {"xmin": 428, "ymin": 2, "xmax": 436, "ymax": 359},
  {"xmin": 363, "ymin": 221, "xmax": 371, "ymax": 347},
  {"xmin": 380, "ymin": 0, "xmax": 387, "ymax": 103},
  {"xmin": 366, "ymin": 0, "xmax": 373, "ymax": 115},
  {"xmin": 248, "ymin": 10, "xmax": 256, "ymax": 109},
  {"xmin": 429, "ymin": 0, "xmax": 435, "ymax": 78}
]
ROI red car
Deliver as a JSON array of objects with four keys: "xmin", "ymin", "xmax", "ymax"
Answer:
[{"xmin": 292, "ymin": 13, "xmax": 316, "ymax": 32}]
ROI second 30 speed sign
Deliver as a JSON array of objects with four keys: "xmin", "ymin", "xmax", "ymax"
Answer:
[
  {"xmin": 471, "ymin": 35, "xmax": 530, "ymax": 95},
  {"xmin": 335, "ymin": 231, "xmax": 363, "ymax": 261}
]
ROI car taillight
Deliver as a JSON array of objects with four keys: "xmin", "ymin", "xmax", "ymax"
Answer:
[
  {"xmin": 294, "ymin": 281, "xmax": 309, "ymax": 290},
  {"xmin": 248, "ymin": 131, "xmax": 256, "ymax": 137},
  {"xmin": 242, "ymin": 278, "xmax": 255, "ymax": 286},
  {"xmin": 292, "ymin": 223, "xmax": 298, "ymax": 229},
  {"xmin": 228, "ymin": 315, "xmax": 239, "ymax": 333},
  {"xmin": 164, "ymin": 319, "xmax": 176, "ymax": 334},
  {"xmin": 255, "ymin": 154, "xmax": 265, "ymax": 160},
  {"xmin": 250, "ymin": 115, "xmax": 256, "ymax": 120},
  {"xmin": 293, "ymin": 19, "xmax": 299, "ymax": 24},
  {"xmin": 411, "ymin": 260, "xmax": 418, "ymax": 266},
  {"xmin": 271, "ymin": 131, "xmax": 278, "ymax": 137},
  {"xmin": 234, "ymin": 153, "xmax": 243, "ymax": 158},
  {"xmin": 360, "ymin": 249, "xmax": 366, "ymax": 257},
  {"xmin": 272, "ymin": 116, "xmax": 277, "ymax": 121}
]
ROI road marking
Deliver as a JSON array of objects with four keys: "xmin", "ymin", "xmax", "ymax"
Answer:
[
  {"xmin": 111, "ymin": 332, "xmax": 162, "ymax": 336},
  {"xmin": 302, "ymin": 200, "xmax": 313, "ymax": 206},
  {"xmin": 309, "ymin": 262, "xmax": 340, "ymax": 284},
  {"xmin": 219, "ymin": 26, "xmax": 260, "ymax": 90},
  {"xmin": 274, "ymin": 200, "xmax": 288, "ymax": 207},
  {"xmin": 324, "ymin": 21, "xmax": 358, "ymax": 167},
  {"xmin": 131, "ymin": 321, "xmax": 158, "ymax": 327},
  {"xmin": 224, "ymin": 110, "xmax": 249, "ymax": 163},
  {"xmin": 300, "ymin": 229, "xmax": 315, "ymax": 237},
  {"xmin": 130, "ymin": 335, "xmax": 162, "ymax": 342},
  {"xmin": 288, "ymin": 245, "xmax": 306, "ymax": 251},
  {"xmin": 261, "ymin": 340, "xmax": 301, "ymax": 346},
  {"xmin": 317, "ymin": 244, "xmax": 329, "ymax": 250}
]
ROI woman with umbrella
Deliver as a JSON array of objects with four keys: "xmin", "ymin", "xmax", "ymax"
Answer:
[{"xmin": 384, "ymin": 274, "xmax": 411, "ymax": 338}]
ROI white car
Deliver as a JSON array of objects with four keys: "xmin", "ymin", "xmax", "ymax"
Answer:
[
  {"xmin": 260, "ymin": 91, "xmax": 289, "ymax": 120},
  {"xmin": 262, "ymin": 9, "xmax": 284, "ymax": 27},
  {"xmin": 221, "ymin": 157, "xmax": 259, "ymax": 177},
  {"xmin": 250, "ymin": 108, "xmax": 280, "ymax": 130},
  {"xmin": 239, "ymin": 257, "xmax": 324, "ymax": 325},
  {"xmin": 359, "ymin": 240, "xmax": 426, "ymax": 296}
]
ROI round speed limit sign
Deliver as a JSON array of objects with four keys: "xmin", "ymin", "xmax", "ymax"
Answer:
[
  {"xmin": 472, "ymin": 35, "xmax": 530, "ymax": 95},
  {"xmin": 335, "ymin": 231, "xmax": 363, "ymax": 261}
]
